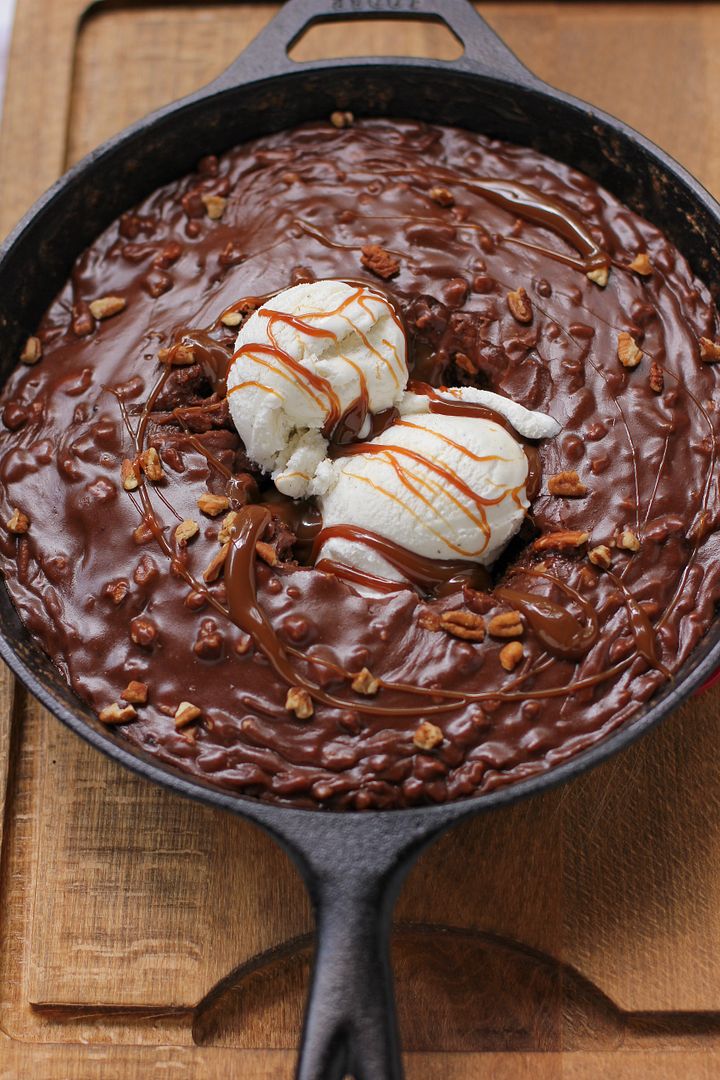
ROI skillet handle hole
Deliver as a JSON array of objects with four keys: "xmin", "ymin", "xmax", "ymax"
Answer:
[{"xmin": 288, "ymin": 15, "xmax": 464, "ymax": 62}]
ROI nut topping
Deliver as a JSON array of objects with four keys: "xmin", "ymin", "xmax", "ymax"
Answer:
[
  {"xmin": 286, "ymin": 686, "xmax": 314, "ymax": 719},
  {"xmin": 588, "ymin": 544, "xmax": 612, "ymax": 569},
  {"xmin": 617, "ymin": 527, "xmax": 641, "ymax": 552},
  {"xmin": 330, "ymin": 110, "xmax": 354, "ymax": 128},
  {"xmin": 587, "ymin": 266, "xmax": 609, "ymax": 287},
  {"xmin": 158, "ymin": 342, "xmax": 196, "ymax": 366},
  {"xmin": 218, "ymin": 511, "xmax": 241, "ymax": 544},
  {"xmin": 532, "ymin": 530, "xmax": 589, "ymax": 552},
  {"xmin": 649, "ymin": 361, "xmax": 664, "ymax": 393},
  {"xmin": 360, "ymin": 243, "xmax": 400, "ymax": 280},
  {"xmin": 488, "ymin": 611, "xmax": 524, "ymax": 638},
  {"xmin": 699, "ymin": 336, "xmax": 720, "ymax": 362},
  {"xmin": 89, "ymin": 295, "xmax": 126, "ymax": 320},
  {"xmin": 506, "ymin": 286, "xmax": 533, "ymax": 324},
  {"xmin": 628, "ymin": 253, "xmax": 653, "ymax": 276},
  {"xmin": 20, "ymin": 336, "xmax": 42, "ymax": 364},
  {"xmin": 429, "ymin": 186, "xmax": 455, "ymax": 207},
  {"xmin": 413, "ymin": 721, "xmax": 443, "ymax": 751},
  {"xmin": 139, "ymin": 446, "xmax": 164, "ymax": 482},
  {"xmin": 439, "ymin": 609, "xmax": 486, "ymax": 641},
  {"xmin": 201, "ymin": 194, "xmax": 227, "ymax": 220},
  {"xmin": 174, "ymin": 700, "xmax": 202, "ymax": 729},
  {"xmin": 417, "ymin": 608, "xmax": 441, "ymax": 631},
  {"xmin": 197, "ymin": 492, "xmax": 230, "ymax": 517},
  {"xmin": 255, "ymin": 540, "xmax": 278, "ymax": 566},
  {"xmin": 175, "ymin": 519, "xmax": 199, "ymax": 546},
  {"xmin": 99, "ymin": 702, "xmax": 137, "ymax": 724},
  {"xmin": 203, "ymin": 541, "xmax": 230, "ymax": 583},
  {"xmin": 499, "ymin": 641, "xmax": 524, "ymax": 672},
  {"xmin": 617, "ymin": 331, "xmax": 643, "ymax": 368},
  {"xmin": 6, "ymin": 508, "xmax": 29, "ymax": 534},
  {"xmin": 351, "ymin": 667, "xmax": 380, "ymax": 695},
  {"xmin": 121, "ymin": 458, "xmax": 139, "ymax": 491},
  {"xmin": 220, "ymin": 311, "xmax": 243, "ymax": 328},
  {"xmin": 121, "ymin": 681, "xmax": 148, "ymax": 705},
  {"xmin": 547, "ymin": 470, "xmax": 587, "ymax": 497}
]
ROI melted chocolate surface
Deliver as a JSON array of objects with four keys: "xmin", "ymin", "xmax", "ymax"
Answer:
[{"xmin": 2, "ymin": 118, "xmax": 720, "ymax": 810}]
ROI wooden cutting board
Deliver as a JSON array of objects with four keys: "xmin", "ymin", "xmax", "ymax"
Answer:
[{"xmin": 3, "ymin": 2, "xmax": 720, "ymax": 1077}]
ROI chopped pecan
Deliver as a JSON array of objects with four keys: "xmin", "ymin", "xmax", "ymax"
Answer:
[
  {"xmin": 255, "ymin": 540, "xmax": 278, "ymax": 566},
  {"xmin": 286, "ymin": 686, "xmax": 314, "ymax": 719},
  {"xmin": 699, "ymin": 336, "xmax": 720, "ymax": 363},
  {"xmin": 413, "ymin": 721, "xmax": 444, "ymax": 751},
  {"xmin": 175, "ymin": 700, "xmax": 202, "ymax": 729},
  {"xmin": 617, "ymin": 331, "xmax": 643, "ymax": 368},
  {"xmin": 203, "ymin": 541, "xmax": 230, "ymax": 583},
  {"xmin": 6, "ymin": 508, "xmax": 29, "ymax": 534},
  {"xmin": 105, "ymin": 579, "xmax": 129, "ymax": 605},
  {"xmin": 429, "ymin": 186, "xmax": 454, "ymax": 207},
  {"xmin": 649, "ymin": 361, "xmax": 664, "ymax": 393},
  {"xmin": 139, "ymin": 446, "xmax": 164, "ymax": 482},
  {"xmin": 330, "ymin": 110, "xmax": 354, "ymax": 128},
  {"xmin": 454, "ymin": 351, "xmax": 478, "ymax": 375},
  {"xmin": 617, "ymin": 527, "xmax": 641, "ymax": 552},
  {"xmin": 218, "ymin": 511, "xmax": 241, "ymax": 544},
  {"xmin": 588, "ymin": 544, "xmax": 612, "ymax": 569},
  {"xmin": 587, "ymin": 266, "xmax": 609, "ymax": 287},
  {"xmin": 220, "ymin": 311, "xmax": 242, "ymax": 328},
  {"xmin": 20, "ymin": 336, "xmax": 42, "ymax": 364},
  {"xmin": 89, "ymin": 295, "xmax": 126, "ymax": 320},
  {"xmin": 121, "ymin": 458, "xmax": 139, "ymax": 491},
  {"xmin": 133, "ymin": 521, "xmax": 154, "ymax": 545},
  {"xmin": 360, "ymin": 243, "xmax": 400, "ymax": 280},
  {"xmin": 547, "ymin": 470, "xmax": 587, "ymax": 497},
  {"xmin": 121, "ymin": 680, "xmax": 148, "ymax": 705},
  {"xmin": 99, "ymin": 701, "xmax": 137, "ymax": 724},
  {"xmin": 499, "ymin": 641, "xmax": 524, "ymax": 672},
  {"xmin": 506, "ymin": 286, "xmax": 533, "ymax": 324},
  {"xmin": 418, "ymin": 608, "xmax": 441, "ymax": 631},
  {"xmin": 351, "ymin": 667, "xmax": 380, "ymax": 695},
  {"xmin": 157, "ymin": 342, "xmax": 196, "ymax": 366},
  {"xmin": 201, "ymin": 193, "xmax": 227, "ymax": 220},
  {"xmin": 197, "ymin": 492, "xmax": 230, "ymax": 517},
  {"xmin": 628, "ymin": 252, "xmax": 653, "ymax": 276},
  {"xmin": 439, "ymin": 609, "xmax": 486, "ymax": 641},
  {"xmin": 533, "ymin": 530, "xmax": 589, "ymax": 552},
  {"xmin": 488, "ymin": 611, "xmax": 524, "ymax": 638},
  {"xmin": 175, "ymin": 519, "xmax": 199, "ymax": 546}
]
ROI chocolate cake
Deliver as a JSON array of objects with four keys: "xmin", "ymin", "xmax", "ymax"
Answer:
[{"xmin": 1, "ymin": 117, "xmax": 719, "ymax": 810}]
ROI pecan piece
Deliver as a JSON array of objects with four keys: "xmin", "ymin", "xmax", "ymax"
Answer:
[
  {"xmin": 617, "ymin": 527, "xmax": 641, "ymax": 552},
  {"xmin": 628, "ymin": 253, "xmax": 652, "ymax": 276},
  {"xmin": 220, "ymin": 311, "xmax": 243, "ymax": 328},
  {"xmin": 99, "ymin": 702, "xmax": 137, "ymax": 725},
  {"xmin": 499, "ymin": 641, "xmax": 524, "ymax": 672},
  {"xmin": 6, "ymin": 508, "xmax": 29, "ymax": 534},
  {"xmin": 360, "ymin": 243, "xmax": 400, "ymax": 280},
  {"xmin": 532, "ymin": 530, "xmax": 589, "ymax": 552},
  {"xmin": 89, "ymin": 295, "xmax": 126, "ymax": 320},
  {"xmin": 351, "ymin": 667, "xmax": 380, "ymax": 695},
  {"xmin": 418, "ymin": 608, "xmax": 441, "ymax": 631},
  {"xmin": 139, "ymin": 446, "xmax": 164, "ymax": 482},
  {"xmin": 286, "ymin": 686, "xmax": 314, "ymax": 719},
  {"xmin": 157, "ymin": 342, "xmax": 196, "ymax": 366},
  {"xmin": 330, "ymin": 110, "xmax": 354, "ymax": 128},
  {"xmin": 488, "ymin": 611, "xmax": 524, "ymax": 638},
  {"xmin": 255, "ymin": 540, "xmax": 278, "ymax": 566},
  {"xmin": 20, "ymin": 336, "xmax": 42, "ymax": 365},
  {"xmin": 121, "ymin": 681, "xmax": 148, "ymax": 705},
  {"xmin": 699, "ymin": 336, "xmax": 720, "ymax": 363},
  {"xmin": 203, "ymin": 541, "xmax": 230, "ymax": 583},
  {"xmin": 587, "ymin": 266, "xmax": 609, "ymax": 287},
  {"xmin": 649, "ymin": 361, "xmax": 664, "ymax": 393},
  {"xmin": 197, "ymin": 492, "xmax": 230, "ymax": 517},
  {"xmin": 121, "ymin": 458, "xmax": 139, "ymax": 491},
  {"xmin": 506, "ymin": 286, "xmax": 533, "ymax": 324},
  {"xmin": 429, "ymin": 186, "xmax": 454, "ymax": 207},
  {"xmin": 439, "ymin": 609, "xmax": 486, "ymax": 641},
  {"xmin": 201, "ymin": 194, "xmax": 227, "ymax": 220},
  {"xmin": 175, "ymin": 700, "xmax": 202, "ymax": 729},
  {"xmin": 175, "ymin": 519, "xmax": 199, "ymax": 546},
  {"xmin": 617, "ymin": 331, "xmax": 642, "ymax": 368},
  {"xmin": 588, "ymin": 544, "xmax": 612, "ymax": 569},
  {"xmin": 218, "ymin": 511, "xmax": 241, "ymax": 544},
  {"xmin": 413, "ymin": 721, "xmax": 443, "ymax": 751},
  {"xmin": 547, "ymin": 470, "xmax": 587, "ymax": 497}
]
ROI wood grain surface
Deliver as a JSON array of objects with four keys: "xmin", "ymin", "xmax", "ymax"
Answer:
[{"xmin": 2, "ymin": 2, "xmax": 720, "ymax": 1077}]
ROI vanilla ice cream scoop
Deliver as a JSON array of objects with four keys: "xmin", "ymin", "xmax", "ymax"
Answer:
[
  {"xmin": 316, "ymin": 398, "xmax": 555, "ymax": 591},
  {"xmin": 227, "ymin": 280, "xmax": 407, "ymax": 498}
]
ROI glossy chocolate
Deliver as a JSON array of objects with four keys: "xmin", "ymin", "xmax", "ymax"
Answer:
[{"xmin": 1, "ymin": 118, "xmax": 719, "ymax": 810}]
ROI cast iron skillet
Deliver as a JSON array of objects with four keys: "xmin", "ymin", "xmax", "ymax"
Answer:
[{"xmin": 2, "ymin": 0, "xmax": 720, "ymax": 1076}]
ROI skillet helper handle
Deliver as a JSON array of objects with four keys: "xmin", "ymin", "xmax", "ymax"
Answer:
[
  {"xmin": 297, "ymin": 864, "xmax": 403, "ymax": 1080},
  {"xmin": 208, "ymin": 0, "xmax": 536, "ymax": 90}
]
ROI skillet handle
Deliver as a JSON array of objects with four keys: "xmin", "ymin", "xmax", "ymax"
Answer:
[{"xmin": 207, "ymin": 0, "xmax": 536, "ymax": 91}]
